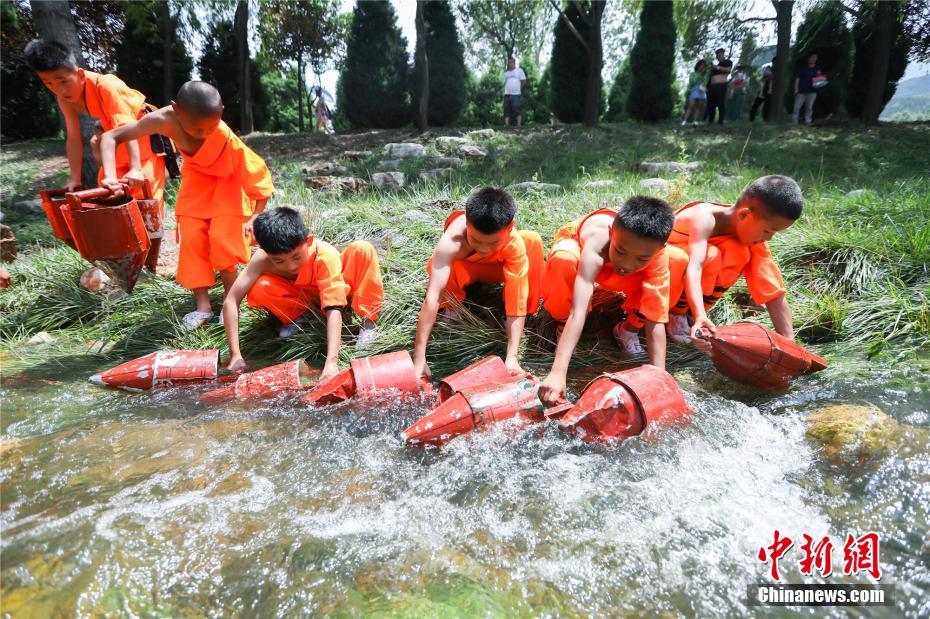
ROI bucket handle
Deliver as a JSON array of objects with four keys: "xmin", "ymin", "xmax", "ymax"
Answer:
[{"xmin": 65, "ymin": 185, "xmax": 121, "ymax": 207}]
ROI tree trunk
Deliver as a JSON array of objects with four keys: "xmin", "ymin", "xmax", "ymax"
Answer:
[
  {"xmin": 862, "ymin": 0, "xmax": 895, "ymax": 124},
  {"xmin": 415, "ymin": 0, "xmax": 429, "ymax": 132},
  {"xmin": 235, "ymin": 0, "xmax": 254, "ymax": 134},
  {"xmin": 296, "ymin": 55, "xmax": 304, "ymax": 132},
  {"xmin": 161, "ymin": 0, "xmax": 172, "ymax": 106},
  {"xmin": 30, "ymin": 0, "xmax": 98, "ymax": 187},
  {"xmin": 582, "ymin": 1, "xmax": 605, "ymax": 127},
  {"xmin": 769, "ymin": 0, "xmax": 794, "ymax": 123}
]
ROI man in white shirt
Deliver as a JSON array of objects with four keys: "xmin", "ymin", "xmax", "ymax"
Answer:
[{"xmin": 503, "ymin": 57, "xmax": 527, "ymax": 127}]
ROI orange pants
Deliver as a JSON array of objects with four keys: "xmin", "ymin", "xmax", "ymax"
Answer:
[
  {"xmin": 543, "ymin": 242, "xmax": 688, "ymax": 329},
  {"xmin": 247, "ymin": 241, "xmax": 383, "ymax": 323},
  {"xmin": 176, "ymin": 214, "xmax": 250, "ymax": 290},
  {"xmin": 434, "ymin": 230, "xmax": 544, "ymax": 317},
  {"xmin": 670, "ymin": 237, "xmax": 749, "ymax": 315}
]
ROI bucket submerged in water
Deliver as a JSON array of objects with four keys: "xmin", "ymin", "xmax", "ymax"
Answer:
[
  {"xmin": 89, "ymin": 349, "xmax": 220, "ymax": 392},
  {"xmin": 201, "ymin": 360, "xmax": 320, "ymax": 403},
  {"xmin": 437, "ymin": 355, "xmax": 512, "ymax": 403},
  {"xmin": 302, "ymin": 351, "xmax": 425, "ymax": 406}
]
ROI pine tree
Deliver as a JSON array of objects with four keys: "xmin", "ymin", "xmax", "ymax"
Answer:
[
  {"xmin": 198, "ymin": 20, "xmax": 268, "ymax": 132},
  {"xmin": 548, "ymin": 2, "xmax": 589, "ymax": 123},
  {"xmin": 846, "ymin": 2, "xmax": 911, "ymax": 120},
  {"xmin": 341, "ymin": 1, "xmax": 410, "ymax": 128},
  {"xmin": 114, "ymin": 1, "xmax": 192, "ymax": 106},
  {"xmin": 789, "ymin": 2, "xmax": 853, "ymax": 119},
  {"xmin": 605, "ymin": 57, "xmax": 632, "ymax": 122},
  {"xmin": 626, "ymin": 0, "xmax": 675, "ymax": 122},
  {"xmin": 412, "ymin": 0, "xmax": 466, "ymax": 126},
  {"xmin": 519, "ymin": 56, "xmax": 549, "ymax": 125},
  {"xmin": 1, "ymin": 2, "xmax": 58, "ymax": 140}
]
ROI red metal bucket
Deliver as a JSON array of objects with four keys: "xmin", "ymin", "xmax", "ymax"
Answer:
[
  {"xmin": 437, "ymin": 355, "xmax": 512, "ymax": 403},
  {"xmin": 62, "ymin": 187, "xmax": 150, "ymax": 292},
  {"xmin": 89, "ymin": 349, "xmax": 219, "ymax": 392},
  {"xmin": 697, "ymin": 322, "xmax": 829, "ymax": 390},
  {"xmin": 558, "ymin": 365, "xmax": 692, "ymax": 443},
  {"xmin": 202, "ymin": 360, "xmax": 320, "ymax": 403},
  {"xmin": 39, "ymin": 187, "xmax": 77, "ymax": 249},
  {"xmin": 302, "ymin": 350, "xmax": 423, "ymax": 406},
  {"xmin": 134, "ymin": 180, "xmax": 163, "ymax": 273}
]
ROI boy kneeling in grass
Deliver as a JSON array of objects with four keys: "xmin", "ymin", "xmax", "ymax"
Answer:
[
  {"xmin": 222, "ymin": 207, "xmax": 383, "ymax": 377},
  {"xmin": 666, "ymin": 175, "xmax": 802, "ymax": 351}
]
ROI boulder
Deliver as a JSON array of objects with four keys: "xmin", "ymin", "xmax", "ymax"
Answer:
[
  {"xmin": 342, "ymin": 150, "xmax": 372, "ymax": 160},
  {"xmin": 431, "ymin": 156, "xmax": 464, "ymax": 168},
  {"xmin": 302, "ymin": 161, "xmax": 348, "ymax": 176},
  {"xmin": 371, "ymin": 172, "xmax": 405, "ymax": 189},
  {"xmin": 384, "ymin": 143, "xmax": 427, "ymax": 159},
  {"xmin": 403, "ymin": 209, "xmax": 433, "ymax": 224},
  {"xmin": 27, "ymin": 331, "xmax": 54, "ymax": 345},
  {"xmin": 639, "ymin": 161, "xmax": 701, "ymax": 175},
  {"xmin": 507, "ymin": 181, "xmax": 561, "ymax": 193},
  {"xmin": 458, "ymin": 143, "xmax": 488, "ymax": 159},
  {"xmin": 305, "ymin": 176, "xmax": 367, "ymax": 194},
  {"xmin": 419, "ymin": 168, "xmax": 454, "ymax": 183},
  {"xmin": 436, "ymin": 136, "xmax": 470, "ymax": 152},
  {"xmin": 11, "ymin": 198, "xmax": 42, "ymax": 214},
  {"xmin": 79, "ymin": 267, "xmax": 111, "ymax": 292},
  {"xmin": 639, "ymin": 178, "xmax": 670, "ymax": 193},
  {"xmin": 377, "ymin": 159, "xmax": 404, "ymax": 170},
  {"xmin": 804, "ymin": 403, "xmax": 902, "ymax": 462},
  {"xmin": 580, "ymin": 180, "xmax": 616, "ymax": 190},
  {"xmin": 466, "ymin": 129, "xmax": 495, "ymax": 140}
]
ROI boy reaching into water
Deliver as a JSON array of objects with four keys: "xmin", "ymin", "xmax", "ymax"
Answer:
[
  {"xmin": 412, "ymin": 187, "xmax": 544, "ymax": 380},
  {"xmin": 99, "ymin": 81, "xmax": 274, "ymax": 330},
  {"xmin": 666, "ymin": 175, "xmax": 803, "ymax": 351},
  {"xmin": 221, "ymin": 207, "xmax": 383, "ymax": 376},
  {"xmin": 24, "ymin": 39, "xmax": 166, "ymax": 201},
  {"xmin": 538, "ymin": 197, "xmax": 688, "ymax": 406}
]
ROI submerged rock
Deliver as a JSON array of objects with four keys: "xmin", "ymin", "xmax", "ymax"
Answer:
[
  {"xmin": 639, "ymin": 161, "xmax": 701, "ymax": 175},
  {"xmin": 507, "ymin": 181, "xmax": 561, "ymax": 193},
  {"xmin": 371, "ymin": 172, "xmax": 405, "ymax": 189},
  {"xmin": 384, "ymin": 143, "xmax": 427, "ymax": 159},
  {"xmin": 805, "ymin": 403, "xmax": 902, "ymax": 462}
]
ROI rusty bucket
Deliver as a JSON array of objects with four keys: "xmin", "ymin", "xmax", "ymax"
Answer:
[
  {"xmin": 133, "ymin": 180, "xmax": 163, "ymax": 273},
  {"xmin": 202, "ymin": 360, "xmax": 320, "ymax": 403},
  {"xmin": 558, "ymin": 365, "xmax": 692, "ymax": 443},
  {"xmin": 39, "ymin": 186, "xmax": 77, "ymax": 249},
  {"xmin": 89, "ymin": 349, "xmax": 219, "ymax": 392},
  {"xmin": 302, "ymin": 350, "xmax": 423, "ymax": 406},
  {"xmin": 438, "ymin": 355, "xmax": 512, "ymax": 403},
  {"xmin": 62, "ymin": 187, "xmax": 150, "ymax": 292},
  {"xmin": 696, "ymin": 322, "xmax": 829, "ymax": 390}
]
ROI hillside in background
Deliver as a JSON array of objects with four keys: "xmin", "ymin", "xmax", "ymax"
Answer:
[{"xmin": 882, "ymin": 74, "xmax": 930, "ymax": 121}]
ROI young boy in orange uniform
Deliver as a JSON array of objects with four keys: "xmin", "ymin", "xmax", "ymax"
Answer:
[
  {"xmin": 412, "ymin": 187, "xmax": 544, "ymax": 380},
  {"xmin": 221, "ymin": 207, "xmax": 383, "ymax": 377},
  {"xmin": 538, "ymin": 197, "xmax": 688, "ymax": 406},
  {"xmin": 24, "ymin": 39, "xmax": 166, "ymax": 201},
  {"xmin": 666, "ymin": 175, "xmax": 802, "ymax": 350},
  {"xmin": 99, "ymin": 81, "xmax": 274, "ymax": 329}
]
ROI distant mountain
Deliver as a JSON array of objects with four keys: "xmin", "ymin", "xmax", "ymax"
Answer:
[{"xmin": 882, "ymin": 74, "xmax": 930, "ymax": 121}]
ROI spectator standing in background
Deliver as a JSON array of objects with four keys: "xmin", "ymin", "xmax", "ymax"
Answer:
[
  {"xmin": 503, "ymin": 57, "xmax": 526, "ymax": 127},
  {"xmin": 705, "ymin": 48, "xmax": 733, "ymax": 125},
  {"xmin": 793, "ymin": 52, "xmax": 823, "ymax": 126},
  {"xmin": 682, "ymin": 60, "xmax": 707, "ymax": 126},
  {"xmin": 750, "ymin": 57, "xmax": 776, "ymax": 122},
  {"xmin": 728, "ymin": 65, "xmax": 750, "ymax": 121}
]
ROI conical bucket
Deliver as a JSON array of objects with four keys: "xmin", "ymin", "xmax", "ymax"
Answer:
[
  {"xmin": 202, "ymin": 360, "xmax": 320, "ymax": 403},
  {"xmin": 39, "ymin": 186, "xmax": 77, "ymax": 249},
  {"xmin": 697, "ymin": 322, "xmax": 829, "ymax": 390},
  {"xmin": 437, "ymin": 355, "xmax": 512, "ymax": 403},
  {"xmin": 62, "ymin": 187, "xmax": 150, "ymax": 292},
  {"xmin": 559, "ymin": 365, "xmax": 691, "ymax": 443},
  {"xmin": 89, "ymin": 349, "xmax": 219, "ymax": 392},
  {"xmin": 302, "ymin": 350, "xmax": 423, "ymax": 406}
]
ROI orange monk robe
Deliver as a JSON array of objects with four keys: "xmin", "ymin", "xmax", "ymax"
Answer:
[
  {"xmin": 426, "ymin": 210, "xmax": 544, "ymax": 317},
  {"xmin": 175, "ymin": 121, "xmax": 274, "ymax": 291},
  {"xmin": 667, "ymin": 201, "xmax": 787, "ymax": 315},
  {"xmin": 542, "ymin": 208, "xmax": 689, "ymax": 329},
  {"xmin": 81, "ymin": 71, "xmax": 166, "ymax": 202},
  {"xmin": 247, "ymin": 238, "xmax": 383, "ymax": 323}
]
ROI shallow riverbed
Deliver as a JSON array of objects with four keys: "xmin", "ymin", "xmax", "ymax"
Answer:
[{"xmin": 1, "ymin": 349, "xmax": 928, "ymax": 617}]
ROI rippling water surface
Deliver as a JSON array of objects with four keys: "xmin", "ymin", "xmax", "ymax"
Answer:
[{"xmin": 2, "ymin": 351, "xmax": 928, "ymax": 617}]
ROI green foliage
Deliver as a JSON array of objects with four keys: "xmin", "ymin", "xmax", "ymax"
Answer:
[
  {"xmin": 253, "ymin": 52, "xmax": 299, "ymax": 133},
  {"xmin": 626, "ymin": 0, "xmax": 675, "ymax": 121},
  {"xmin": 549, "ymin": 2, "xmax": 589, "ymax": 123},
  {"xmin": 113, "ymin": 1, "xmax": 192, "ymax": 106},
  {"xmin": 341, "ymin": 0, "xmax": 410, "ymax": 128},
  {"xmin": 605, "ymin": 56, "xmax": 631, "ymax": 122},
  {"xmin": 520, "ymin": 56, "xmax": 550, "ymax": 124},
  {"xmin": 456, "ymin": 0, "xmax": 553, "ymax": 69},
  {"xmin": 412, "ymin": 0, "xmax": 466, "ymax": 126},
  {"xmin": 198, "ymin": 20, "xmax": 268, "ymax": 133},
  {"xmin": 0, "ymin": 2, "xmax": 58, "ymax": 141},
  {"xmin": 737, "ymin": 30, "xmax": 757, "ymax": 66},
  {"xmin": 459, "ymin": 70, "xmax": 502, "ymax": 126},
  {"xmin": 846, "ymin": 1, "xmax": 912, "ymax": 120},
  {"xmin": 674, "ymin": 0, "xmax": 746, "ymax": 61},
  {"xmin": 789, "ymin": 2, "xmax": 853, "ymax": 119}
]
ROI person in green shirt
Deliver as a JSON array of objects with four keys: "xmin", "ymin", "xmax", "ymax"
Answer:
[{"xmin": 682, "ymin": 59, "xmax": 707, "ymax": 125}]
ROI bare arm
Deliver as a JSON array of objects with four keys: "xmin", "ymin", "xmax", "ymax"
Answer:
[
  {"xmin": 62, "ymin": 105, "xmax": 83, "ymax": 190},
  {"xmin": 222, "ymin": 255, "xmax": 267, "ymax": 371},
  {"xmin": 503, "ymin": 315, "xmax": 526, "ymax": 372},
  {"xmin": 322, "ymin": 308, "xmax": 343, "ymax": 379},
  {"xmin": 412, "ymin": 240, "xmax": 456, "ymax": 380},
  {"xmin": 644, "ymin": 320, "xmax": 667, "ymax": 370},
  {"xmin": 100, "ymin": 112, "xmax": 168, "ymax": 186},
  {"xmin": 766, "ymin": 294, "xmax": 794, "ymax": 339}
]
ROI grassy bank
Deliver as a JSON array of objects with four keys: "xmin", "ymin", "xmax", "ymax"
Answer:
[{"xmin": 1, "ymin": 121, "xmax": 928, "ymax": 374}]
